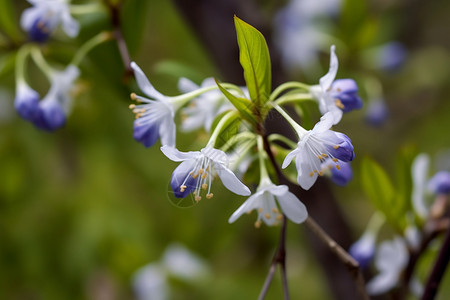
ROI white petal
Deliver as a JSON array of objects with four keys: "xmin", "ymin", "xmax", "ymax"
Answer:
[
  {"xmin": 412, "ymin": 154, "xmax": 430, "ymax": 218},
  {"xmin": 20, "ymin": 7, "xmax": 42, "ymax": 30},
  {"xmin": 276, "ymin": 191, "xmax": 308, "ymax": 223},
  {"xmin": 297, "ymin": 152, "xmax": 319, "ymax": 190},
  {"xmin": 228, "ymin": 193, "xmax": 261, "ymax": 223},
  {"xmin": 130, "ymin": 62, "xmax": 165, "ymax": 100},
  {"xmin": 312, "ymin": 112, "xmax": 334, "ymax": 133},
  {"xmin": 282, "ymin": 147, "xmax": 299, "ymax": 169},
  {"xmin": 160, "ymin": 145, "xmax": 197, "ymax": 162},
  {"xmin": 267, "ymin": 185, "xmax": 289, "ymax": 196},
  {"xmin": 366, "ymin": 271, "xmax": 398, "ymax": 296},
  {"xmin": 61, "ymin": 10, "xmax": 79, "ymax": 37},
  {"xmin": 159, "ymin": 116, "xmax": 176, "ymax": 147},
  {"xmin": 215, "ymin": 165, "xmax": 251, "ymax": 196},
  {"xmin": 319, "ymin": 45, "xmax": 338, "ymax": 90},
  {"xmin": 178, "ymin": 77, "xmax": 198, "ymax": 93}
]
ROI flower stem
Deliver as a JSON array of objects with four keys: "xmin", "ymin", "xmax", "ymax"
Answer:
[
  {"xmin": 30, "ymin": 47, "xmax": 53, "ymax": 80},
  {"xmin": 271, "ymin": 103, "xmax": 307, "ymax": 137},
  {"xmin": 268, "ymin": 134, "xmax": 297, "ymax": 149},
  {"xmin": 70, "ymin": 3, "xmax": 105, "ymax": 14},
  {"xmin": 269, "ymin": 81, "xmax": 310, "ymax": 102},
  {"xmin": 207, "ymin": 111, "xmax": 237, "ymax": 147},
  {"xmin": 274, "ymin": 93, "xmax": 314, "ymax": 106},
  {"xmin": 15, "ymin": 44, "xmax": 32, "ymax": 84},
  {"xmin": 71, "ymin": 31, "xmax": 113, "ymax": 66},
  {"xmin": 257, "ymin": 135, "xmax": 270, "ymax": 185}
]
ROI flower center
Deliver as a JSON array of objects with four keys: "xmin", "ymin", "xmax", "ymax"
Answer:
[{"xmin": 179, "ymin": 156, "xmax": 214, "ymax": 202}]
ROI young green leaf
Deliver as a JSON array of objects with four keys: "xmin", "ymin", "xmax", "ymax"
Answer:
[
  {"xmin": 215, "ymin": 79, "xmax": 256, "ymax": 126},
  {"xmin": 234, "ymin": 16, "xmax": 271, "ymax": 106}
]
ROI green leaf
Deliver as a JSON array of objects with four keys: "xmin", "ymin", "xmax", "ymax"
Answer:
[
  {"xmin": 0, "ymin": 0, "xmax": 24, "ymax": 43},
  {"xmin": 215, "ymin": 79, "xmax": 256, "ymax": 126},
  {"xmin": 361, "ymin": 156, "xmax": 400, "ymax": 229},
  {"xmin": 234, "ymin": 16, "xmax": 271, "ymax": 106}
]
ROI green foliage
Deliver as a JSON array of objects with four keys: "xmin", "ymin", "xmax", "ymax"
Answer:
[
  {"xmin": 361, "ymin": 156, "xmax": 404, "ymax": 230},
  {"xmin": 215, "ymin": 79, "xmax": 257, "ymax": 126},
  {"xmin": 0, "ymin": 0, "xmax": 23, "ymax": 43},
  {"xmin": 233, "ymin": 16, "xmax": 271, "ymax": 106}
]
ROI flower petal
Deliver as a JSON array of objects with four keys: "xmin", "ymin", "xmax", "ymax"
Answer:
[
  {"xmin": 412, "ymin": 154, "xmax": 430, "ymax": 218},
  {"xmin": 215, "ymin": 165, "xmax": 251, "ymax": 196},
  {"xmin": 160, "ymin": 145, "xmax": 197, "ymax": 162},
  {"xmin": 159, "ymin": 115, "xmax": 176, "ymax": 147},
  {"xmin": 282, "ymin": 147, "xmax": 299, "ymax": 169},
  {"xmin": 178, "ymin": 77, "xmax": 198, "ymax": 93},
  {"xmin": 130, "ymin": 62, "xmax": 165, "ymax": 100},
  {"xmin": 228, "ymin": 193, "xmax": 261, "ymax": 223},
  {"xmin": 276, "ymin": 190, "xmax": 308, "ymax": 224},
  {"xmin": 61, "ymin": 10, "xmax": 79, "ymax": 37},
  {"xmin": 366, "ymin": 271, "xmax": 398, "ymax": 296},
  {"xmin": 319, "ymin": 45, "xmax": 338, "ymax": 90},
  {"xmin": 170, "ymin": 160, "xmax": 197, "ymax": 198}
]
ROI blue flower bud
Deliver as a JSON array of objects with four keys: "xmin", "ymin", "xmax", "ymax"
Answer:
[
  {"xmin": 170, "ymin": 162, "xmax": 198, "ymax": 198},
  {"xmin": 33, "ymin": 100, "xmax": 66, "ymax": 131},
  {"xmin": 330, "ymin": 161, "xmax": 353, "ymax": 186},
  {"xmin": 332, "ymin": 79, "xmax": 363, "ymax": 112},
  {"xmin": 14, "ymin": 83, "xmax": 40, "ymax": 121},
  {"xmin": 328, "ymin": 132, "xmax": 355, "ymax": 162},
  {"xmin": 428, "ymin": 171, "xmax": 450, "ymax": 195},
  {"xmin": 349, "ymin": 234, "xmax": 375, "ymax": 269},
  {"xmin": 133, "ymin": 121, "xmax": 160, "ymax": 148},
  {"xmin": 365, "ymin": 99, "xmax": 389, "ymax": 127}
]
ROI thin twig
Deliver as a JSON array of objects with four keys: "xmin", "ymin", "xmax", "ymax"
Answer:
[
  {"xmin": 305, "ymin": 217, "xmax": 369, "ymax": 300},
  {"xmin": 422, "ymin": 225, "xmax": 450, "ymax": 300},
  {"xmin": 258, "ymin": 216, "xmax": 289, "ymax": 300},
  {"xmin": 106, "ymin": 1, "xmax": 133, "ymax": 79}
]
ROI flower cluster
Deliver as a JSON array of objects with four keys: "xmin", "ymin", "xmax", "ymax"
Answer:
[{"xmin": 128, "ymin": 42, "xmax": 360, "ymax": 227}]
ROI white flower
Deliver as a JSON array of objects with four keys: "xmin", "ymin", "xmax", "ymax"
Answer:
[
  {"xmin": 366, "ymin": 237, "xmax": 409, "ymax": 295},
  {"xmin": 412, "ymin": 154, "xmax": 430, "ymax": 219},
  {"xmin": 310, "ymin": 46, "xmax": 362, "ymax": 124},
  {"xmin": 228, "ymin": 178, "xmax": 308, "ymax": 227},
  {"xmin": 282, "ymin": 112, "xmax": 355, "ymax": 190},
  {"xmin": 130, "ymin": 62, "xmax": 176, "ymax": 147},
  {"xmin": 161, "ymin": 145, "xmax": 251, "ymax": 201},
  {"xmin": 178, "ymin": 77, "xmax": 232, "ymax": 132},
  {"xmin": 21, "ymin": 0, "xmax": 79, "ymax": 41},
  {"xmin": 161, "ymin": 243, "xmax": 208, "ymax": 281},
  {"xmin": 132, "ymin": 263, "xmax": 168, "ymax": 300}
]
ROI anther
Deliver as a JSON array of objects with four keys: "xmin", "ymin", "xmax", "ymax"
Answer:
[
  {"xmin": 130, "ymin": 93, "xmax": 137, "ymax": 100},
  {"xmin": 201, "ymin": 173, "xmax": 207, "ymax": 179},
  {"xmin": 258, "ymin": 208, "xmax": 263, "ymax": 213},
  {"xmin": 202, "ymin": 183, "xmax": 208, "ymax": 190},
  {"xmin": 195, "ymin": 195, "xmax": 202, "ymax": 202},
  {"xmin": 309, "ymin": 172, "xmax": 314, "ymax": 177},
  {"xmin": 333, "ymin": 145, "xmax": 339, "ymax": 149},
  {"xmin": 254, "ymin": 220, "xmax": 262, "ymax": 228},
  {"xmin": 272, "ymin": 208, "xmax": 279, "ymax": 213},
  {"xmin": 276, "ymin": 214, "xmax": 283, "ymax": 221},
  {"xmin": 192, "ymin": 174, "xmax": 199, "ymax": 179},
  {"xmin": 336, "ymin": 165, "xmax": 341, "ymax": 170},
  {"xmin": 265, "ymin": 213, "xmax": 271, "ymax": 219},
  {"xmin": 332, "ymin": 158, "xmax": 338, "ymax": 163},
  {"xmin": 206, "ymin": 193, "xmax": 214, "ymax": 199},
  {"xmin": 335, "ymin": 99, "xmax": 345, "ymax": 109},
  {"xmin": 198, "ymin": 168, "xmax": 204, "ymax": 174}
]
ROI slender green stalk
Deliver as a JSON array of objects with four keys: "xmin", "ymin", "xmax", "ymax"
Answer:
[
  {"xmin": 71, "ymin": 31, "xmax": 113, "ymax": 66},
  {"xmin": 15, "ymin": 45, "xmax": 33, "ymax": 84},
  {"xmin": 271, "ymin": 103, "xmax": 307, "ymax": 136},
  {"xmin": 30, "ymin": 47, "xmax": 53, "ymax": 80},
  {"xmin": 269, "ymin": 81, "xmax": 310, "ymax": 102},
  {"xmin": 207, "ymin": 111, "xmax": 237, "ymax": 147},
  {"xmin": 70, "ymin": 3, "xmax": 104, "ymax": 14},
  {"xmin": 268, "ymin": 134, "xmax": 297, "ymax": 149},
  {"xmin": 275, "ymin": 93, "xmax": 314, "ymax": 106}
]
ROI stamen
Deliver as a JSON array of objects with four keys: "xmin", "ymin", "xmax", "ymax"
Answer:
[
  {"xmin": 202, "ymin": 183, "xmax": 208, "ymax": 190},
  {"xmin": 130, "ymin": 93, "xmax": 137, "ymax": 100},
  {"xmin": 198, "ymin": 168, "xmax": 204, "ymax": 174},
  {"xmin": 195, "ymin": 195, "xmax": 202, "ymax": 202},
  {"xmin": 309, "ymin": 172, "xmax": 314, "ymax": 177},
  {"xmin": 254, "ymin": 220, "xmax": 262, "ymax": 228},
  {"xmin": 201, "ymin": 173, "xmax": 207, "ymax": 179},
  {"xmin": 180, "ymin": 185, "xmax": 187, "ymax": 192},
  {"xmin": 258, "ymin": 208, "xmax": 263, "ymax": 213},
  {"xmin": 333, "ymin": 145, "xmax": 339, "ymax": 149},
  {"xmin": 192, "ymin": 174, "xmax": 199, "ymax": 179},
  {"xmin": 129, "ymin": 104, "xmax": 136, "ymax": 109},
  {"xmin": 332, "ymin": 158, "xmax": 338, "ymax": 163},
  {"xmin": 272, "ymin": 208, "xmax": 279, "ymax": 213},
  {"xmin": 335, "ymin": 99, "xmax": 345, "ymax": 109},
  {"xmin": 265, "ymin": 213, "xmax": 271, "ymax": 219},
  {"xmin": 276, "ymin": 214, "xmax": 283, "ymax": 221},
  {"xmin": 336, "ymin": 165, "xmax": 341, "ymax": 170},
  {"xmin": 206, "ymin": 193, "xmax": 214, "ymax": 199}
]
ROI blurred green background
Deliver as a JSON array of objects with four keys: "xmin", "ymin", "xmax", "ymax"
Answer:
[{"xmin": 1, "ymin": 0, "xmax": 450, "ymax": 299}]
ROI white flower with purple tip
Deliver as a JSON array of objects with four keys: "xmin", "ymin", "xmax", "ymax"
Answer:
[
  {"xmin": 33, "ymin": 64, "xmax": 79, "ymax": 131},
  {"xmin": 161, "ymin": 145, "xmax": 251, "ymax": 202},
  {"xmin": 282, "ymin": 112, "xmax": 355, "ymax": 190},
  {"xmin": 310, "ymin": 45, "xmax": 363, "ymax": 124},
  {"xmin": 21, "ymin": 0, "xmax": 80, "ymax": 42},
  {"xmin": 130, "ymin": 62, "xmax": 176, "ymax": 148},
  {"xmin": 228, "ymin": 178, "xmax": 308, "ymax": 228}
]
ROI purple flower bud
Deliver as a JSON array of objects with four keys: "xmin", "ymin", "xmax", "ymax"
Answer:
[
  {"xmin": 330, "ymin": 161, "xmax": 353, "ymax": 186},
  {"xmin": 33, "ymin": 100, "xmax": 66, "ymax": 131},
  {"xmin": 349, "ymin": 234, "xmax": 375, "ymax": 269},
  {"xmin": 14, "ymin": 83, "xmax": 40, "ymax": 121},
  {"xmin": 133, "ymin": 121, "xmax": 160, "ymax": 148},
  {"xmin": 328, "ymin": 132, "xmax": 355, "ymax": 162},
  {"xmin": 332, "ymin": 79, "xmax": 363, "ymax": 112},
  {"xmin": 365, "ymin": 99, "xmax": 389, "ymax": 127},
  {"xmin": 428, "ymin": 171, "xmax": 450, "ymax": 195},
  {"xmin": 28, "ymin": 18, "xmax": 54, "ymax": 43},
  {"xmin": 378, "ymin": 42, "xmax": 407, "ymax": 71}
]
